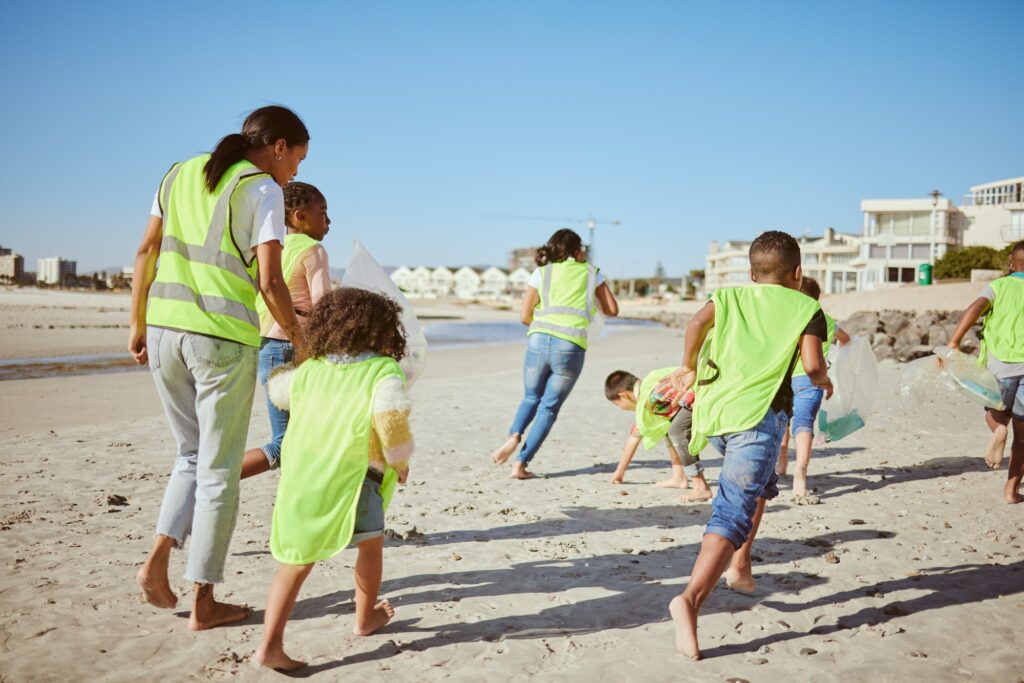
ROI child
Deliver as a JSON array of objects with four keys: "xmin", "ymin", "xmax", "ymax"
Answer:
[
  {"xmin": 254, "ymin": 288, "xmax": 414, "ymax": 671},
  {"xmin": 775, "ymin": 276, "xmax": 850, "ymax": 502},
  {"xmin": 604, "ymin": 369, "xmax": 713, "ymax": 502},
  {"xmin": 947, "ymin": 240, "xmax": 1024, "ymax": 504},
  {"xmin": 665, "ymin": 231, "xmax": 832, "ymax": 660},
  {"xmin": 242, "ymin": 181, "xmax": 333, "ymax": 479}
]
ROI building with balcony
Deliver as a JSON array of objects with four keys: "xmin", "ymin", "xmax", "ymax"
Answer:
[
  {"xmin": 37, "ymin": 257, "xmax": 77, "ymax": 286},
  {"xmin": 704, "ymin": 240, "xmax": 753, "ymax": 294},
  {"xmin": 0, "ymin": 252, "xmax": 25, "ymax": 283},
  {"xmin": 960, "ymin": 177, "xmax": 1024, "ymax": 248}
]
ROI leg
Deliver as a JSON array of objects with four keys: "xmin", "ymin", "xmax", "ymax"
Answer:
[
  {"xmin": 137, "ymin": 534, "xmax": 177, "ymax": 608},
  {"xmin": 670, "ymin": 533, "xmax": 735, "ymax": 660},
  {"xmin": 255, "ymin": 563, "xmax": 315, "ymax": 671},
  {"xmin": 776, "ymin": 425, "xmax": 790, "ymax": 476},
  {"xmin": 788, "ymin": 376, "xmax": 823, "ymax": 496},
  {"xmin": 494, "ymin": 338, "xmax": 548, "ymax": 465},
  {"xmin": 984, "ymin": 409, "xmax": 1011, "ymax": 470},
  {"xmin": 1005, "ymin": 416, "xmax": 1024, "ymax": 504},
  {"xmin": 353, "ymin": 537, "xmax": 394, "ymax": 635},
  {"xmin": 655, "ymin": 444, "xmax": 688, "ymax": 489},
  {"xmin": 513, "ymin": 336, "xmax": 585, "ymax": 477},
  {"xmin": 668, "ymin": 409, "xmax": 710, "ymax": 500},
  {"xmin": 243, "ymin": 339, "xmax": 292, "ymax": 479},
  {"xmin": 725, "ymin": 497, "xmax": 766, "ymax": 593},
  {"xmin": 792, "ymin": 432, "xmax": 815, "ymax": 498}
]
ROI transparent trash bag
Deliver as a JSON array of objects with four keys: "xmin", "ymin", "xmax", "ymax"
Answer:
[
  {"xmin": 933, "ymin": 346, "xmax": 1004, "ymax": 410},
  {"xmin": 341, "ymin": 240, "xmax": 428, "ymax": 385},
  {"xmin": 588, "ymin": 309, "xmax": 605, "ymax": 341},
  {"xmin": 817, "ymin": 336, "xmax": 878, "ymax": 442}
]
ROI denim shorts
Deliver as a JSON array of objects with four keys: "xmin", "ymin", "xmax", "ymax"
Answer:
[
  {"xmin": 992, "ymin": 374, "xmax": 1024, "ymax": 421},
  {"xmin": 790, "ymin": 374, "xmax": 825, "ymax": 436},
  {"xmin": 706, "ymin": 408, "xmax": 788, "ymax": 549},
  {"xmin": 257, "ymin": 338, "xmax": 294, "ymax": 468},
  {"xmin": 350, "ymin": 475, "xmax": 385, "ymax": 546}
]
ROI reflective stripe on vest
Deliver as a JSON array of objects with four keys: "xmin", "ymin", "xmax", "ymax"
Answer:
[
  {"xmin": 255, "ymin": 232, "xmax": 320, "ymax": 329},
  {"xmin": 688, "ymin": 285, "xmax": 821, "ymax": 455},
  {"xmin": 270, "ymin": 356, "xmax": 405, "ymax": 564},
  {"xmin": 527, "ymin": 260, "xmax": 597, "ymax": 347},
  {"xmin": 979, "ymin": 275, "xmax": 1024, "ymax": 366},
  {"xmin": 146, "ymin": 154, "xmax": 270, "ymax": 346}
]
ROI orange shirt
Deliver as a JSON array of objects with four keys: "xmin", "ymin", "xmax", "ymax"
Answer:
[{"xmin": 261, "ymin": 243, "xmax": 332, "ymax": 340}]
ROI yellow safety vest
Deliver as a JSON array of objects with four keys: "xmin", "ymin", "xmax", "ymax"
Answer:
[
  {"xmin": 255, "ymin": 232, "xmax": 320, "ymax": 332},
  {"xmin": 528, "ymin": 259, "xmax": 598, "ymax": 350},
  {"xmin": 635, "ymin": 367, "xmax": 681, "ymax": 450},
  {"xmin": 146, "ymin": 154, "xmax": 270, "ymax": 346},
  {"xmin": 979, "ymin": 275, "xmax": 1024, "ymax": 365}
]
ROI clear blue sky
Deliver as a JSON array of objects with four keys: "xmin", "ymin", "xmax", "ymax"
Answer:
[{"xmin": 1, "ymin": 1, "xmax": 1021, "ymax": 278}]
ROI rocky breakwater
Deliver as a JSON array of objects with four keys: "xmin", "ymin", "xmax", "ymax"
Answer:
[{"xmin": 840, "ymin": 310, "xmax": 977, "ymax": 362}]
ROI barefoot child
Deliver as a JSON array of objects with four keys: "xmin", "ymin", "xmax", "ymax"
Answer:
[
  {"xmin": 604, "ymin": 369, "xmax": 713, "ymax": 502},
  {"xmin": 947, "ymin": 240, "xmax": 1024, "ymax": 504},
  {"xmin": 666, "ymin": 231, "xmax": 832, "ymax": 660},
  {"xmin": 255, "ymin": 288, "xmax": 414, "ymax": 671},
  {"xmin": 242, "ymin": 182, "xmax": 332, "ymax": 479},
  {"xmin": 775, "ymin": 276, "xmax": 850, "ymax": 502}
]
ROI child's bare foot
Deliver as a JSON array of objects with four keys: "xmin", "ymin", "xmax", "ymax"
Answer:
[
  {"xmin": 792, "ymin": 494, "xmax": 821, "ymax": 506},
  {"xmin": 611, "ymin": 474, "xmax": 624, "ymax": 484},
  {"xmin": 655, "ymin": 476, "xmax": 688, "ymax": 489},
  {"xmin": 136, "ymin": 567, "xmax": 177, "ymax": 609},
  {"xmin": 354, "ymin": 599, "xmax": 395, "ymax": 636},
  {"xmin": 189, "ymin": 586, "xmax": 252, "ymax": 631},
  {"xmin": 491, "ymin": 435, "xmax": 520, "ymax": 465},
  {"xmin": 254, "ymin": 646, "xmax": 306, "ymax": 671},
  {"xmin": 985, "ymin": 424, "xmax": 1008, "ymax": 469},
  {"xmin": 510, "ymin": 462, "xmax": 535, "ymax": 480},
  {"xmin": 1004, "ymin": 482, "xmax": 1022, "ymax": 504},
  {"xmin": 679, "ymin": 489, "xmax": 713, "ymax": 503},
  {"xmin": 792, "ymin": 469, "xmax": 809, "ymax": 497},
  {"xmin": 724, "ymin": 565, "xmax": 755, "ymax": 594},
  {"xmin": 668, "ymin": 595, "xmax": 700, "ymax": 660}
]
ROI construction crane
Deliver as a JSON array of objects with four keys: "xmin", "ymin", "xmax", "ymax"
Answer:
[{"xmin": 484, "ymin": 213, "xmax": 621, "ymax": 263}]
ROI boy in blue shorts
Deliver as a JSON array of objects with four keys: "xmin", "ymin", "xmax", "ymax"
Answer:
[{"xmin": 665, "ymin": 231, "xmax": 833, "ymax": 660}]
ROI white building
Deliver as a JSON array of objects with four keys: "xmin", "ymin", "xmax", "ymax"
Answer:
[
  {"xmin": 704, "ymin": 240, "xmax": 753, "ymax": 294},
  {"xmin": 37, "ymin": 257, "xmax": 77, "ymax": 285},
  {"xmin": 960, "ymin": 177, "xmax": 1024, "ymax": 248},
  {"xmin": 796, "ymin": 228, "xmax": 861, "ymax": 295},
  {"xmin": 508, "ymin": 267, "xmax": 532, "ymax": 294},
  {"xmin": 479, "ymin": 266, "xmax": 509, "ymax": 298},
  {"xmin": 389, "ymin": 266, "xmax": 415, "ymax": 293},
  {"xmin": 453, "ymin": 267, "xmax": 482, "ymax": 299},
  {"xmin": 429, "ymin": 267, "xmax": 454, "ymax": 297},
  {"xmin": 856, "ymin": 196, "xmax": 960, "ymax": 290}
]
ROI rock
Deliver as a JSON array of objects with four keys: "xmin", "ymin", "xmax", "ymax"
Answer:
[
  {"xmin": 799, "ymin": 647, "xmax": 818, "ymax": 655},
  {"xmin": 748, "ymin": 658, "xmax": 769, "ymax": 665},
  {"xmin": 848, "ymin": 518, "xmax": 866, "ymax": 525},
  {"xmin": 928, "ymin": 324, "xmax": 950, "ymax": 347},
  {"xmin": 842, "ymin": 311, "xmax": 881, "ymax": 336},
  {"xmin": 106, "ymin": 495, "xmax": 129, "ymax": 507},
  {"xmin": 871, "ymin": 333, "xmax": 894, "ymax": 348},
  {"xmin": 883, "ymin": 604, "xmax": 909, "ymax": 616},
  {"xmin": 874, "ymin": 345, "xmax": 896, "ymax": 361},
  {"xmin": 824, "ymin": 552, "xmax": 840, "ymax": 564},
  {"xmin": 879, "ymin": 310, "xmax": 910, "ymax": 335},
  {"xmin": 725, "ymin": 679, "xmax": 750, "ymax": 683},
  {"xmin": 895, "ymin": 344, "xmax": 933, "ymax": 363},
  {"xmin": 450, "ymin": 553, "xmax": 462, "ymax": 561},
  {"xmin": 657, "ymin": 536, "xmax": 674, "ymax": 543}
]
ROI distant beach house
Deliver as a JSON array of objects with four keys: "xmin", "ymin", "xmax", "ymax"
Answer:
[
  {"xmin": 507, "ymin": 267, "xmax": 532, "ymax": 294},
  {"xmin": 390, "ymin": 266, "xmax": 415, "ymax": 292},
  {"xmin": 429, "ymin": 267, "xmax": 454, "ymax": 297},
  {"xmin": 479, "ymin": 266, "xmax": 509, "ymax": 298},
  {"xmin": 453, "ymin": 267, "xmax": 482, "ymax": 299}
]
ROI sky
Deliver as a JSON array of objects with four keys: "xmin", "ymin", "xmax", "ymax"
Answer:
[{"xmin": 1, "ymin": 1, "xmax": 1021, "ymax": 278}]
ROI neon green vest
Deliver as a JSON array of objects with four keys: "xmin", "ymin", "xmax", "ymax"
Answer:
[
  {"xmin": 689, "ymin": 285, "xmax": 821, "ymax": 455},
  {"xmin": 793, "ymin": 312, "xmax": 836, "ymax": 377},
  {"xmin": 635, "ymin": 367, "xmax": 680, "ymax": 450},
  {"xmin": 270, "ymin": 355, "xmax": 404, "ymax": 565},
  {"xmin": 146, "ymin": 154, "xmax": 270, "ymax": 346},
  {"xmin": 528, "ymin": 259, "xmax": 598, "ymax": 350},
  {"xmin": 979, "ymin": 275, "xmax": 1024, "ymax": 365},
  {"xmin": 255, "ymin": 232, "xmax": 320, "ymax": 330}
]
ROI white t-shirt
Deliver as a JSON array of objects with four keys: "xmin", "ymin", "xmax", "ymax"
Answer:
[
  {"xmin": 150, "ymin": 175, "xmax": 286, "ymax": 258},
  {"xmin": 527, "ymin": 261, "xmax": 607, "ymax": 291}
]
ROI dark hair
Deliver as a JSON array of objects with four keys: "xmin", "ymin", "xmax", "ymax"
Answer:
[
  {"xmin": 204, "ymin": 105, "xmax": 310, "ymax": 192},
  {"xmin": 799, "ymin": 276, "xmax": 821, "ymax": 301},
  {"xmin": 1011, "ymin": 240, "xmax": 1024, "ymax": 256},
  {"xmin": 749, "ymin": 230, "xmax": 801, "ymax": 280},
  {"xmin": 604, "ymin": 370, "xmax": 639, "ymax": 401},
  {"xmin": 303, "ymin": 288, "xmax": 407, "ymax": 361},
  {"xmin": 536, "ymin": 228, "xmax": 583, "ymax": 266},
  {"xmin": 283, "ymin": 182, "xmax": 326, "ymax": 229}
]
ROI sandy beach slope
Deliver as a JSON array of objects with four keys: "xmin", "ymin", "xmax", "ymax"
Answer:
[{"xmin": 1, "ymin": 290, "xmax": 1022, "ymax": 682}]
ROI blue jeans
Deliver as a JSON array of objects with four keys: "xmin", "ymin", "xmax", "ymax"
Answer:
[
  {"xmin": 706, "ymin": 408, "xmax": 788, "ymax": 549},
  {"xmin": 258, "ymin": 338, "xmax": 294, "ymax": 468},
  {"xmin": 509, "ymin": 333, "xmax": 586, "ymax": 464},
  {"xmin": 790, "ymin": 374, "xmax": 824, "ymax": 436},
  {"xmin": 992, "ymin": 374, "xmax": 1024, "ymax": 420}
]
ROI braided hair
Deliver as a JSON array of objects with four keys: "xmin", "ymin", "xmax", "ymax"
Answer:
[{"xmin": 283, "ymin": 181, "xmax": 326, "ymax": 229}]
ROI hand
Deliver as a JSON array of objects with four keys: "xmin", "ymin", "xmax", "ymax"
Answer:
[
  {"xmin": 128, "ymin": 325, "xmax": 148, "ymax": 366},
  {"xmin": 667, "ymin": 367, "xmax": 696, "ymax": 398},
  {"xmin": 820, "ymin": 377, "xmax": 834, "ymax": 400},
  {"xmin": 398, "ymin": 467, "xmax": 409, "ymax": 485}
]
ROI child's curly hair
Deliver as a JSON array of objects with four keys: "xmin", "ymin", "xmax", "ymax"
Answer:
[{"xmin": 302, "ymin": 287, "xmax": 408, "ymax": 361}]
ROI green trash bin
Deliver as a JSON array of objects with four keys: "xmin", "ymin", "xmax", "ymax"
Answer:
[{"xmin": 918, "ymin": 263, "xmax": 933, "ymax": 286}]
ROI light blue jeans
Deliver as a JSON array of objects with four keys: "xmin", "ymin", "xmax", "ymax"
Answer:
[
  {"xmin": 147, "ymin": 326, "xmax": 257, "ymax": 585},
  {"xmin": 509, "ymin": 333, "xmax": 586, "ymax": 464},
  {"xmin": 257, "ymin": 338, "xmax": 294, "ymax": 467}
]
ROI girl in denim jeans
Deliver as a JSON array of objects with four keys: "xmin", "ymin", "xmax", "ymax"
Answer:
[
  {"xmin": 490, "ymin": 229, "xmax": 619, "ymax": 479},
  {"xmin": 241, "ymin": 182, "xmax": 332, "ymax": 479}
]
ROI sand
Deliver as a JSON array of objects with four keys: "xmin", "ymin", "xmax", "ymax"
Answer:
[{"xmin": 1, "ymin": 287, "xmax": 1022, "ymax": 682}]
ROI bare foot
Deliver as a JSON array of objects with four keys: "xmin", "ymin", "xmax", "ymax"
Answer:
[
  {"xmin": 136, "ymin": 567, "xmax": 177, "ymax": 609},
  {"xmin": 668, "ymin": 595, "xmax": 700, "ymax": 660},
  {"xmin": 254, "ymin": 646, "xmax": 306, "ymax": 671},
  {"xmin": 679, "ymin": 489, "xmax": 713, "ymax": 504},
  {"xmin": 491, "ymin": 435, "xmax": 520, "ymax": 465},
  {"xmin": 655, "ymin": 477, "xmax": 688, "ymax": 489},
  {"xmin": 510, "ymin": 462, "xmax": 536, "ymax": 480},
  {"xmin": 792, "ymin": 494, "xmax": 821, "ymax": 506},
  {"xmin": 725, "ymin": 566, "xmax": 755, "ymax": 594},
  {"xmin": 985, "ymin": 424, "xmax": 1008, "ymax": 469},
  {"xmin": 354, "ymin": 599, "xmax": 395, "ymax": 636},
  {"xmin": 1004, "ymin": 484, "xmax": 1023, "ymax": 504},
  {"xmin": 189, "ymin": 598, "xmax": 252, "ymax": 631}
]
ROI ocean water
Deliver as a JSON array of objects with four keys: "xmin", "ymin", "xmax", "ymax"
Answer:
[{"xmin": 0, "ymin": 318, "xmax": 662, "ymax": 380}]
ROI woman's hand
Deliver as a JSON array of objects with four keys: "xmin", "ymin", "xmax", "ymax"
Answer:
[
  {"xmin": 128, "ymin": 324, "xmax": 148, "ymax": 365},
  {"xmin": 667, "ymin": 366, "xmax": 696, "ymax": 398}
]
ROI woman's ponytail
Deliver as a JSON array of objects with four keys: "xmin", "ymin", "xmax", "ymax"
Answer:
[
  {"xmin": 203, "ymin": 133, "xmax": 247, "ymax": 192},
  {"xmin": 535, "ymin": 228, "xmax": 583, "ymax": 266}
]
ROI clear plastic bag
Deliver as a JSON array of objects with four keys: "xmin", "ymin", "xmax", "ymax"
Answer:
[
  {"xmin": 817, "ymin": 336, "xmax": 878, "ymax": 442},
  {"xmin": 341, "ymin": 240, "xmax": 428, "ymax": 385},
  {"xmin": 933, "ymin": 346, "xmax": 1004, "ymax": 409}
]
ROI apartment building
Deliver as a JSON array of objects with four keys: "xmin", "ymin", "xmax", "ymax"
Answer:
[
  {"xmin": 960, "ymin": 177, "xmax": 1024, "ymax": 248},
  {"xmin": 37, "ymin": 257, "xmax": 77, "ymax": 286}
]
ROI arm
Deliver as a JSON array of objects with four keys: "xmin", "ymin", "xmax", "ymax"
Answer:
[
  {"xmin": 834, "ymin": 327, "xmax": 851, "ymax": 346},
  {"xmin": 520, "ymin": 286, "xmax": 539, "ymax": 326},
  {"xmin": 948, "ymin": 297, "xmax": 991, "ymax": 349},
  {"xmin": 611, "ymin": 432, "xmax": 642, "ymax": 484},
  {"xmin": 304, "ymin": 245, "xmax": 332, "ymax": 306},
  {"xmin": 799, "ymin": 334, "xmax": 833, "ymax": 398},
  {"xmin": 128, "ymin": 215, "xmax": 163, "ymax": 365},
  {"xmin": 667, "ymin": 300, "xmax": 716, "ymax": 394},
  {"xmin": 373, "ymin": 376, "xmax": 414, "ymax": 484},
  {"xmin": 595, "ymin": 282, "xmax": 619, "ymax": 317},
  {"xmin": 256, "ymin": 241, "xmax": 304, "ymax": 358}
]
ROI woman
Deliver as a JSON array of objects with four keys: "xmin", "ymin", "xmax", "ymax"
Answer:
[
  {"xmin": 128, "ymin": 105, "xmax": 309, "ymax": 630},
  {"xmin": 491, "ymin": 228, "xmax": 619, "ymax": 479}
]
